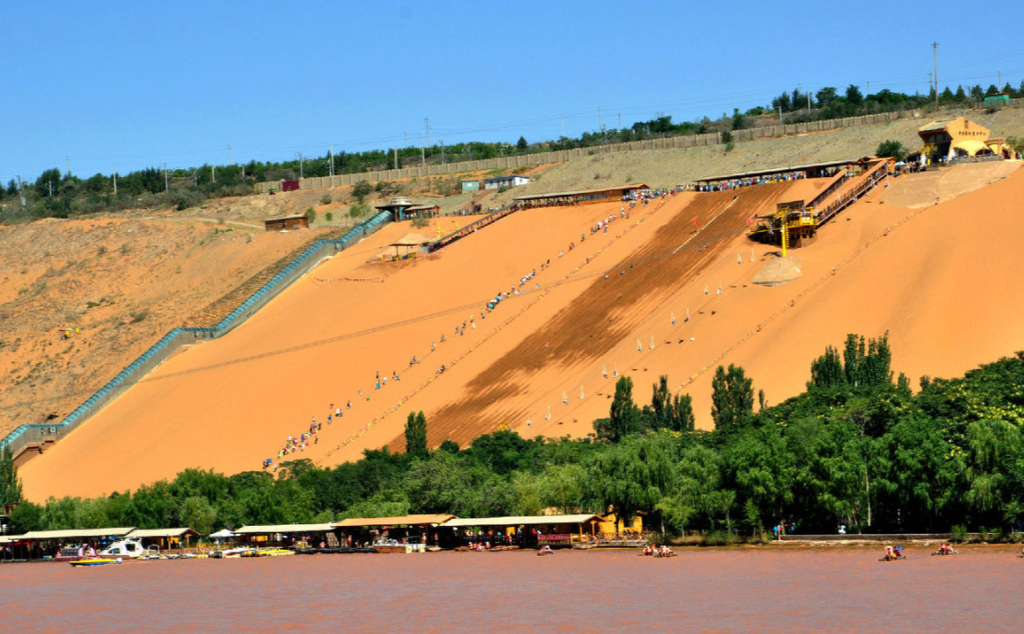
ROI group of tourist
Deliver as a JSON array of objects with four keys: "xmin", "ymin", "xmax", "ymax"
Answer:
[
  {"xmin": 642, "ymin": 544, "xmax": 676, "ymax": 557},
  {"xmin": 255, "ymin": 199, "xmax": 669, "ymax": 471},
  {"xmin": 684, "ymin": 170, "xmax": 807, "ymax": 193}
]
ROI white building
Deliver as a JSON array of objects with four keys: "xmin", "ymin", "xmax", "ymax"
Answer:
[{"xmin": 483, "ymin": 175, "xmax": 530, "ymax": 190}]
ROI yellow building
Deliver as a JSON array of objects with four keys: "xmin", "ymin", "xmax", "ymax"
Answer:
[{"xmin": 916, "ymin": 116, "xmax": 1011, "ymax": 162}]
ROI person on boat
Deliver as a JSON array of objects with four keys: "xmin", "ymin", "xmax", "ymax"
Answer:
[{"xmin": 884, "ymin": 546, "xmax": 895, "ymax": 560}]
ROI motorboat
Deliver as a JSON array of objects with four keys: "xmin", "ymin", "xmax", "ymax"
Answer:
[
  {"xmin": 70, "ymin": 557, "xmax": 122, "ymax": 567},
  {"xmin": 99, "ymin": 538, "xmax": 146, "ymax": 559}
]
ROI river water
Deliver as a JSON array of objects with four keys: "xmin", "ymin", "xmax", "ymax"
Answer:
[{"xmin": 2, "ymin": 546, "xmax": 1019, "ymax": 633}]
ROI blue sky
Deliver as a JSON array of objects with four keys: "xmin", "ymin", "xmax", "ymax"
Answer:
[{"xmin": 4, "ymin": 0, "xmax": 1023, "ymax": 182}]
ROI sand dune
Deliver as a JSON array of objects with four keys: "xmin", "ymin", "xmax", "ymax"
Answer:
[{"xmin": 20, "ymin": 163, "xmax": 1024, "ymax": 500}]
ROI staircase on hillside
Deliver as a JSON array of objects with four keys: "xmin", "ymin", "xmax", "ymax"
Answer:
[{"xmin": 183, "ymin": 228, "xmax": 348, "ymax": 329}]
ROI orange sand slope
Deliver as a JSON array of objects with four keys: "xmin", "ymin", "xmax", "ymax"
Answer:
[{"xmin": 21, "ymin": 164, "xmax": 1024, "ymax": 500}]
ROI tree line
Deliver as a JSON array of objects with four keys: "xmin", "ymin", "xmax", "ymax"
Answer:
[
  {"xmin": 5, "ymin": 75, "xmax": 1019, "ymax": 225},
  {"xmin": 4, "ymin": 333, "xmax": 1023, "ymax": 540}
]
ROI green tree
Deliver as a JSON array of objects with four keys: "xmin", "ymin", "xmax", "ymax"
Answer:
[
  {"xmin": 731, "ymin": 108, "xmax": 746, "ymax": 130},
  {"xmin": 845, "ymin": 85, "xmax": 864, "ymax": 107},
  {"xmin": 810, "ymin": 345, "xmax": 845, "ymax": 389},
  {"xmin": 711, "ymin": 364, "xmax": 754, "ymax": 432},
  {"xmin": 516, "ymin": 136, "xmax": 528, "ymax": 150},
  {"xmin": 595, "ymin": 376, "xmax": 642, "ymax": 442},
  {"xmin": 876, "ymin": 140, "xmax": 907, "ymax": 160},
  {"xmin": 0, "ymin": 445, "xmax": 22, "ymax": 509},
  {"xmin": 179, "ymin": 495, "xmax": 218, "ymax": 535},
  {"xmin": 585, "ymin": 433, "xmax": 676, "ymax": 524},
  {"xmin": 404, "ymin": 411, "xmax": 428, "ymax": 458},
  {"xmin": 815, "ymin": 87, "xmax": 839, "ymax": 108}
]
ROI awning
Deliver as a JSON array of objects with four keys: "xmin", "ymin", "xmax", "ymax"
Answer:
[
  {"xmin": 209, "ymin": 529, "xmax": 237, "ymax": 539},
  {"xmin": 443, "ymin": 514, "xmax": 600, "ymax": 528},
  {"xmin": 334, "ymin": 514, "xmax": 455, "ymax": 528},
  {"xmin": 234, "ymin": 523, "xmax": 335, "ymax": 535},
  {"xmin": 19, "ymin": 527, "xmax": 137, "ymax": 541},
  {"xmin": 129, "ymin": 528, "xmax": 199, "ymax": 539}
]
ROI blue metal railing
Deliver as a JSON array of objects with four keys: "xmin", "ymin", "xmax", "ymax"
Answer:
[{"xmin": 1, "ymin": 212, "xmax": 392, "ymax": 457}]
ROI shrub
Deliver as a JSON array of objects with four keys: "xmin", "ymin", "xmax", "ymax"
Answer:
[
  {"xmin": 349, "ymin": 203, "xmax": 369, "ymax": 218},
  {"xmin": 130, "ymin": 310, "xmax": 148, "ymax": 323},
  {"xmin": 304, "ymin": 207, "xmax": 316, "ymax": 224},
  {"xmin": 411, "ymin": 216, "xmax": 430, "ymax": 229},
  {"xmin": 721, "ymin": 130, "xmax": 733, "ymax": 144},
  {"xmin": 352, "ymin": 180, "xmax": 372, "ymax": 202},
  {"xmin": 325, "ymin": 212, "xmax": 333, "ymax": 223},
  {"xmin": 950, "ymin": 524, "xmax": 967, "ymax": 543},
  {"xmin": 320, "ymin": 193, "xmax": 332, "ymax": 205}
]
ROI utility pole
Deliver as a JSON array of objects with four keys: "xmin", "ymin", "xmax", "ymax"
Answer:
[
  {"xmin": 425, "ymin": 117, "xmax": 430, "ymax": 149},
  {"xmin": 561, "ymin": 116, "xmax": 565, "ymax": 140},
  {"xmin": 998, "ymin": 71, "xmax": 1002, "ymax": 90},
  {"xmin": 419, "ymin": 134, "xmax": 424, "ymax": 166},
  {"xmin": 329, "ymin": 143, "xmax": 334, "ymax": 177},
  {"xmin": 112, "ymin": 166, "xmax": 117, "ymax": 195},
  {"xmin": 65, "ymin": 156, "xmax": 71, "ymax": 177},
  {"xmin": 298, "ymin": 152, "xmax": 304, "ymax": 179},
  {"xmin": 394, "ymin": 147, "xmax": 398, "ymax": 170},
  {"xmin": 164, "ymin": 163, "xmax": 169, "ymax": 192},
  {"xmin": 778, "ymin": 106, "xmax": 782, "ymax": 124},
  {"xmin": 193, "ymin": 168, "xmax": 197, "ymax": 187},
  {"xmin": 440, "ymin": 140, "xmax": 445, "ymax": 165},
  {"xmin": 48, "ymin": 179, "xmax": 52, "ymax": 197},
  {"xmin": 227, "ymin": 145, "xmax": 232, "ymax": 165},
  {"xmin": 617, "ymin": 112, "xmax": 621, "ymax": 129},
  {"xmin": 17, "ymin": 175, "xmax": 25, "ymax": 207},
  {"xmin": 212, "ymin": 164, "xmax": 216, "ymax": 183},
  {"xmin": 933, "ymin": 42, "xmax": 939, "ymax": 107}
]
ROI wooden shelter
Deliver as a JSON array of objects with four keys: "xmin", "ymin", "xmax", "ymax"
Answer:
[
  {"xmin": 514, "ymin": 183, "xmax": 649, "ymax": 208},
  {"xmin": 264, "ymin": 214, "xmax": 309, "ymax": 232},
  {"xmin": 387, "ymin": 233, "xmax": 431, "ymax": 260}
]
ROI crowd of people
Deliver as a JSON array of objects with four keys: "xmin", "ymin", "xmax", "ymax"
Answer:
[
  {"xmin": 257, "ymin": 196, "xmax": 674, "ymax": 471},
  {"xmin": 684, "ymin": 170, "xmax": 808, "ymax": 193}
]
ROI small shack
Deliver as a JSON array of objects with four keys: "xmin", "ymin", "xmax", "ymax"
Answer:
[
  {"xmin": 484, "ymin": 174, "xmax": 530, "ymax": 190},
  {"xmin": 442, "ymin": 514, "xmax": 601, "ymax": 548},
  {"xmin": 375, "ymin": 198, "xmax": 440, "ymax": 221},
  {"xmin": 387, "ymin": 233, "xmax": 431, "ymax": 261},
  {"xmin": 514, "ymin": 183, "xmax": 649, "ymax": 208},
  {"xmin": 333, "ymin": 514, "xmax": 455, "ymax": 547},
  {"xmin": 234, "ymin": 523, "xmax": 337, "ymax": 548},
  {"xmin": 264, "ymin": 214, "xmax": 309, "ymax": 232},
  {"xmin": 13, "ymin": 527, "xmax": 138, "ymax": 560},
  {"xmin": 461, "ymin": 180, "xmax": 481, "ymax": 193}
]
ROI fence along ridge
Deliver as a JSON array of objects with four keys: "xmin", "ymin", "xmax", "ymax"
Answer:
[
  {"xmin": 0, "ymin": 211, "xmax": 393, "ymax": 459},
  {"xmin": 254, "ymin": 110, "xmax": 924, "ymax": 193}
]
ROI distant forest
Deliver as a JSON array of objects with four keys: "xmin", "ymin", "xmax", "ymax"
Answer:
[
  {"xmin": 4, "ymin": 334, "xmax": 1024, "ymax": 541},
  {"xmin": 2, "ymin": 80, "xmax": 1021, "ymax": 224}
]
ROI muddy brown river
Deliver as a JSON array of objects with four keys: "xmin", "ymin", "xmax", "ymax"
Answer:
[{"xmin": 2, "ymin": 546, "xmax": 1020, "ymax": 632}]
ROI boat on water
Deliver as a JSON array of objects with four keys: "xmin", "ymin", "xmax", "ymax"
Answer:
[
  {"xmin": 374, "ymin": 539, "xmax": 426, "ymax": 554},
  {"xmin": 99, "ymin": 538, "xmax": 146, "ymax": 559},
  {"xmin": 238, "ymin": 547, "xmax": 294, "ymax": 558},
  {"xmin": 56, "ymin": 544, "xmax": 98, "ymax": 562},
  {"xmin": 70, "ymin": 558, "xmax": 122, "ymax": 567}
]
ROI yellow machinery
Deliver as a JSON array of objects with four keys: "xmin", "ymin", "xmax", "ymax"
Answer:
[{"xmin": 747, "ymin": 200, "xmax": 817, "ymax": 254}]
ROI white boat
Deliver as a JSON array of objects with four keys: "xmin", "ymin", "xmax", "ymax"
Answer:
[
  {"xmin": 99, "ymin": 538, "xmax": 146, "ymax": 559},
  {"xmin": 374, "ymin": 539, "xmax": 426, "ymax": 554}
]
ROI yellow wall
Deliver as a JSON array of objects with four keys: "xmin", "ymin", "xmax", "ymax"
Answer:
[{"xmin": 597, "ymin": 513, "xmax": 644, "ymax": 534}]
